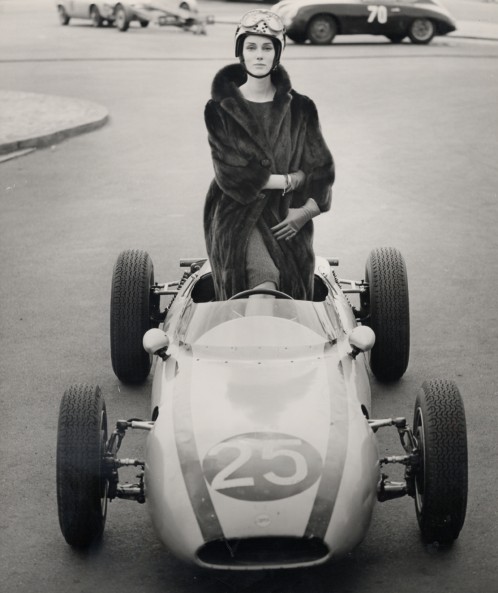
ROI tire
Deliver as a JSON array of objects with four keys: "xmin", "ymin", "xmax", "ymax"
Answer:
[
  {"xmin": 139, "ymin": 20, "xmax": 149, "ymax": 28},
  {"xmin": 408, "ymin": 18, "xmax": 435, "ymax": 44},
  {"xmin": 307, "ymin": 15, "xmax": 337, "ymax": 45},
  {"xmin": 90, "ymin": 5, "xmax": 104, "ymax": 28},
  {"xmin": 58, "ymin": 5, "xmax": 70, "ymax": 25},
  {"xmin": 361, "ymin": 247, "xmax": 410, "ymax": 382},
  {"xmin": 57, "ymin": 384, "xmax": 108, "ymax": 547},
  {"xmin": 386, "ymin": 34, "xmax": 405, "ymax": 43},
  {"xmin": 413, "ymin": 379, "xmax": 468, "ymax": 544},
  {"xmin": 115, "ymin": 4, "xmax": 130, "ymax": 31},
  {"xmin": 110, "ymin": 249, "xmax": 159, "ymax": 384}
]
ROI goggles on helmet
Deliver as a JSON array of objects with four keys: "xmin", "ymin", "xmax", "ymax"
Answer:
[
  {"xmin": 240, "ymin": 9, "xmax": 285, "ymax": 33},
  {"xmin": 235, "ymin": 9, "xmax": 286, "ymax": 71}
]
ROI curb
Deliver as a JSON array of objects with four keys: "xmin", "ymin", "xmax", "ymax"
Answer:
[{"xmin": 0, "ymin": 90, "xmax": 109, "ymax": 160}]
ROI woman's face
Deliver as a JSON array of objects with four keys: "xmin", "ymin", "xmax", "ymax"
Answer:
[{"xmin": 242, "ymin": 35, "xmax": 276, "ymax": 77}]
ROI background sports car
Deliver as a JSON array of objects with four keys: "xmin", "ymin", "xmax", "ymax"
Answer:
[{"xmin": 272, "ymin": 0, "xmax": 457, "ymax": 44}]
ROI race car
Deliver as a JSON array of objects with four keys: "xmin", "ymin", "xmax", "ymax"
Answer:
[
  {"xmin": 56, "ymin": 248, "xmax": 468, "ymax": 568},
  {"xmin": 271, "ymin": 0, "xmax": 457, "ymax": 44},
  {"xmin": 56, "ymin": 1, "xmax": 213, "ymax": 34}
]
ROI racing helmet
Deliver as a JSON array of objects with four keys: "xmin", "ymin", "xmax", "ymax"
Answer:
[{"xmin": 235, "ymin": 10, "xmax": 286, "ymax": 72}]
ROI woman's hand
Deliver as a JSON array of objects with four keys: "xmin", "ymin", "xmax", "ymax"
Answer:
[{"xmin": 271, "ymin": 198, "xmax": 321, "ymax": 241}]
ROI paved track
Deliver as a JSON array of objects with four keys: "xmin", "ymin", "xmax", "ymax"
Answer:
[{"xmin": 1, "ymin": 1, "xmax": 498, "ymax": 592}]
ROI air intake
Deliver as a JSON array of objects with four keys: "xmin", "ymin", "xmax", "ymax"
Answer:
[{"xmin": 197, "ymin": 537, "xmax": 329, "ymax": 567}]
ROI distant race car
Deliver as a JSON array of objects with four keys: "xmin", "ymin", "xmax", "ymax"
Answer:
[
  {"xmin": 272, "ymin": 0, "xmax": 457, "ymax": 44},
  {"xmin": 56, "ymin": 249, "xmax": 468, "ymax": 568},
  {"xmin": 56, "ymin": 1, "xmax": 213, "ymax": 33}
]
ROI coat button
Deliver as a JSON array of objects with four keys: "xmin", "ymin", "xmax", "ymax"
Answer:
[{"xmin": 260, "ymin": 158, "xmax": 271, "ymax": 167}]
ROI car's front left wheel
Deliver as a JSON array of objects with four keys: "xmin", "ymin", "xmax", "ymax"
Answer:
[{"xmin": 57, "ymin": 384, "xmax": 109, "ymax": 547}]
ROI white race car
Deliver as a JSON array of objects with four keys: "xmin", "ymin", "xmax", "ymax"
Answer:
[{"xmin": 56, "ymin": 249, "xmax": 467, "ymax": 568}]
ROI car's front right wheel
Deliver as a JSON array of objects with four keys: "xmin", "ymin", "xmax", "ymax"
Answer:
[
  {"xmin": 413, "ymin": 379, "xmax": 468, "ymax": 544},
  {"xmin": 409, "ymin": 18, "xmax": 436, "ymax": 44}
]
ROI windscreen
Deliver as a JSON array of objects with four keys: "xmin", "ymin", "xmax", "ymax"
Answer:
[{"xmin": 176, "ymin": 298, "xmax": 341, "ymax": 346}]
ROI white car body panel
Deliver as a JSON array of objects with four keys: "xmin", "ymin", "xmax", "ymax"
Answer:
[{"xmin": 144, "ymin": 258, "xmax": 379, "ymax": 569}]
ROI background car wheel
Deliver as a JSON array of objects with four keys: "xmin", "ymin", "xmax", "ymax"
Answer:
[
  {"xmin": 114, "ymin": 4, "xmax": 130, "ymax": 31},
  {"xmin": 408, "ymin": 18, "xmax": 435, "ymax": 44},
  {"xmin": 361, "ymin": 247, "xmax": 410, "ymax": 382},
  {"xmin": 139, "ymin": 19, "xmax": 149, "ymax": 28},
  {"xmin": 57, "ymin": 384, "xmax": 108, "ymax": 547},
  {"xmin": 413, "ymin": 379, "xmax": 468, "ymax": 544},
  {"xmin": 90, "ymin": 5, "xmax": 104, "ymax": 28},
  {"xmin": 110, "ymin": 249, "xmax": 160, "ymax": 384},
  {"xmin": 57, "ymin": 5, "xmax": 70, "ymax": 25},
  {"xmin": 307, "ymin": 15, "xmax": 337, "ymax": 44},
  {"xmin": 386, "ymin": 34, "xmax": 405, "ymax": 43}
]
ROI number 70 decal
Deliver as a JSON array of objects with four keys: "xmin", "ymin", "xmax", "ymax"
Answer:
[
  {"xmin": 202, "ymin": 432, "xmax": 323, "ymax": 501},
  {"xmin": 367, "ymin": 5, "xmax": 388, "ymax": 23}
]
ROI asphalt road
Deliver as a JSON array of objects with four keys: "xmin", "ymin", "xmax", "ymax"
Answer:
[{"xmin": 1, "ymin": 1, "xmax": 498, "ymax": 592}]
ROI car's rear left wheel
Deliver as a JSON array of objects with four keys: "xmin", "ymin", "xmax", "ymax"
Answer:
[
  {"xmin": 110, "ymin": 249, "xmax": 160, "ymax": 384},
  {"xmin": 307, "ymin": 15, "xmax": 337, "ymax": 44},
  {"xmin": 413, "ymin": 379, "xmax": 468, "ymax": 544},
  {"xmin": 57, "ymin": 384, "xmax": 108, "ymax": 547},
  {"xmin": 408, "ymin": 18, "xmax": 435, "ymax": 44}
]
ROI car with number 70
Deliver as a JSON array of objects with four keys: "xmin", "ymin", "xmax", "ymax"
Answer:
[
  {"xmin": 56, "ymin": 248, "xmax": 467, "ymax": 568},
  {"xmin": 271, "ymin": 0, "xmax": 457, "ymax": 45}
]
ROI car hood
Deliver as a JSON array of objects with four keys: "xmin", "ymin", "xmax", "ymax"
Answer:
[{"xmin": 173, "ymin": 315, "xmax": 350, "ymax": 541}]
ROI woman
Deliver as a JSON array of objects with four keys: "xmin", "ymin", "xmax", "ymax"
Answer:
[{"xmin": 204, "ymin": 9, "xmax": 335, "ymax": 300}]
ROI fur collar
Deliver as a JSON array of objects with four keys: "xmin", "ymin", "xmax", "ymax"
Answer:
[
  {"xmin": 211, "ymin": 63, "xmax": 292, "ymax": 103},
  {"xmin": 210, "ymin": 63, "xmax": 293, "ymax": 157}
]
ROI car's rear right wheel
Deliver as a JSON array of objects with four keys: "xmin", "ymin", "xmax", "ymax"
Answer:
[
  {"xmin": 57, "ymin": 384, "xmax": 109, "ymax": 547},
  {"xmin": 361, "ymin": 247, "xmax": 410, "ymax": 382},
  {"xmin": 307, "ymin": 15, "xmax": 337, "ymax": 44},
  {"xmin": 110, "ymin": 249, "xmax": 160, "ymax": 384},
  {"xmin": 413, "ymin": 379, "xmax": 468, "ymax": 544},
  {"xmin": 58, "ymin": 5, "xmax": 70, "ymax": 25}
]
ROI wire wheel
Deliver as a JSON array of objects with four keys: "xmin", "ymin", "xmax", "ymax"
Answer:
[
  {"xmin": 307, "ymin": 15, "xmax": 337, "ymax": 44},
  {"xmin": 409, "ymin": 18, "xmax": 435, "ymax": 44}
]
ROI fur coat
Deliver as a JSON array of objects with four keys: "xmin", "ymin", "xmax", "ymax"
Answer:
[{"xmin": 204, "ymin": 63, "xmax": 335, "ymax": 300}]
